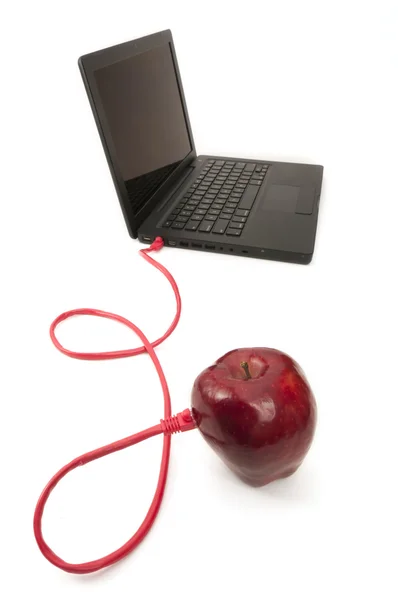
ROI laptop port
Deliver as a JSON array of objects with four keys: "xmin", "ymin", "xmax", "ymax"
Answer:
[
  {"xmin": 142, "ymin": 236, "xmax": 152, "ymax": 243},
  {"xmin": 180, "ymin": 241, "xmax": 188, "ymax": 247},
  {"xmin": 192, "ymin": 243, "xmax": 202, "ymax": 249},
  {"xmin": 205, "ymin": 244, "xmax": 215, "ymax": 250},
  {"xmin": 168, "ymin": 240, "xmax": 177, "ymax": 246}
]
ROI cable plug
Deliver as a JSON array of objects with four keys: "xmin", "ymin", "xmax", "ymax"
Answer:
[
  {"xmin": 148, "ymin": 237, "xmax": 164, "ymax": 252},
  {"xmin": 161, "ymin": 409, "xmax": 197, "ymax": 434}
]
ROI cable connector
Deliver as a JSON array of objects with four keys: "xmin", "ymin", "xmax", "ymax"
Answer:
[
  {"xmin": 160, "ymin": 409, "xmax": 197, "ymax": 434},
  {"xmin": 148, "ymin": 237, "xmax": 164, "ymax": 252}
]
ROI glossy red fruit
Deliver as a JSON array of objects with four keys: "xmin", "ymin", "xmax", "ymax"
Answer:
[{"xmin": 191, "ymin": 348, "xmax": 317, "ymax": 487}]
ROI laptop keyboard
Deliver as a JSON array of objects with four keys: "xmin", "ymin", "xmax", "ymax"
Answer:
[{"xmin": 162, "ymin": 159, "xmax": 269, "ymax": 236}]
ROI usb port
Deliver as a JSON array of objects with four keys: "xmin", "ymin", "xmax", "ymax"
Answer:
[
  {"xmin": 205, "ymin": 244, "xmax": 215, "ymax": 250},
  {"xmin": 192, "ymin": 243, "xmax": 202, "ymax": 249},
  {"xmin": 142, "ymin": 236, "xmax": 152, "ymax": 243},
  {"xmin": 180, "ymin": 241, "xmax": 188, "ymax": 247}
]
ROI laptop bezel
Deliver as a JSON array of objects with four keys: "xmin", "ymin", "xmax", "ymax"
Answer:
[{"xmin": 78, "ymin": 29, "xmax": 197, "ymax": 238}]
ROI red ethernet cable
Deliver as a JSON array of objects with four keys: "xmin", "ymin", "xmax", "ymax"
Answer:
[{"xmin": 33, "ymin": 237, "xmax": 196, "ymax": 574}]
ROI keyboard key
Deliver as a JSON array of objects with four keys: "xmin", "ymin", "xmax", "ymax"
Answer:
[
  {"xmin": 162, "ymin": 220, "xmax": 173, "ymax": 228},
  {"xmin": 226, "ymin": 161, "xmax": 235, "ymax": 166},
  {"xmin": 255, "ymin": 166, "xmax": 262, "ymax": 172},
  {"xmin": 199, "ymin": 203, "xmax": 211, "ymax": 210},
  {"xmin": 223, "ymin": 184, "xmax": 233, "ymax": 190},
  {"xmin": 229, "ymin": 221, "xmax": 244, "ymax": 229},
  {"xmin": 212, "ymin": 219, "xmax": 228, "ymax": 234},
  {"xmin": 208, "ymin": 208, "xmax": 221, "ymax": 215},
  {"xmin": 250, "ymin": 175, "xmax": 263, "ymax": 181},
  {"xmin": 239, "ymin": 184, "xmax": 260, "ymax": 210},
  {"xmin": 235, "ymin": 209, "xmax": 250, "ymax": 217},
  {"xmin": 250, "ymin": 180, "xmax": 262, "ymax": 186},
  {"xmin": 208, "ymin": 159, "xmax": 215, "ymax": 164},
  {"xmin": 195, "ymin": 209, "xmax": 207, "ymax": 215},
  {"xmin": 226, "ymin": 228, "xmax": 242, "ymax": 236},
  {"xmin": 176, "ymin": 203, "xmax": 185, "ymax": 209},
  {"xmin": 213, "ymin": 204, "xmax": 224, "ymax": 210},
  {"xmin": 215, "ymin": 160, "xmax": 225, "ymax": 166},
  {"xmin": 220, "ymin": 213, "xmax": 232, "ymax": 220},
  {"xmin": 236, "ymin": 183, "xmax": 247, "ymax": 189},
  {"xmin": 205, "ymin": 214, "xmax": 217, "ymax": 221},
  {"xmin": 171, "ymin": 210, "xmax": 180, "ymax": 216},
  {"xmin": 222, "ymin": 208, "xmax": 235, "ymax": 214},
  {"xmin": 231, "ymin": 193, "xmax": 243, "ymax": 199},
  {"xmin": 205, "ymin": 193, "xmax": 217, "ymax": 199},
  {"xmin": 232, "ymin": 216, "xmax": 247, "ymax": 224},
  {"xmin": 226, "ymin": 202, "xmax": 238, "ymax": 208},
  {"xmin": 176, "ymin": 216, "xmax": 189, "ymax": 223},
  {"xmin": 192, "ymin": 194, "xmax": 202, "ymax": 200},
  {"xmin": 171, "ymin": 222, "xmax": 185, "ymax": 229},
  {"xmin": 218, "ymin": 193, "xmax": 229, "ymax": 199},
  {"xmin": 185, "ymin": 221, "xmax": 199, "ymax": 231},
  {"xmin": 180, "ymin": 210, "xmax": 193, "ymax": 217},
  {"xmin": 236, "ymin": 162, "xmax": 245, "ymax": 169},
  {"xmin": 186, "ymin": 201, "xmax": 199, "ymax": 208},
  {"xmin": 244, "ymin": 163, "xmax": 255, "ymax": 172},
  {"xmin": 199, "ymin": 220, "xmax": 214, "ymax": 233},
  {"xmin": 191, "ymin": 214, "xmax": 203, "ymax": 221}
]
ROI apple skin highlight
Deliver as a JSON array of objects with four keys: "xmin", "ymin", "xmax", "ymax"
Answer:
[{"xmin": 191, "ymin": 348, "xmax": 317, "ymax": 487}]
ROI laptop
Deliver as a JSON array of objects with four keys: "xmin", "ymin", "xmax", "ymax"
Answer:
[{"xmin": 79, "ymin": 29, "xmax": 323, "ymax": 264}]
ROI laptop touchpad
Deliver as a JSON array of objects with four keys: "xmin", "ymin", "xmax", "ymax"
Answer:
[
  {"xmin": 265, "ymin": 184, "xmax": 316, "ymax": 214},
  {"xmin": 266, "ymin": 184, "xmax": 299, "ymax": 212}
]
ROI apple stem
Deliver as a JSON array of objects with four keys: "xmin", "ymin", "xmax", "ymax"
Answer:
[{"xmin": 240, "ymin": 361, "xmax": 252, "ymax": 380}]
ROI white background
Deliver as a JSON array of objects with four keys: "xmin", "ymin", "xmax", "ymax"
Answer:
[{"xmin": 1, "ymin": 1, "xmax": 397, "ymax": 598}]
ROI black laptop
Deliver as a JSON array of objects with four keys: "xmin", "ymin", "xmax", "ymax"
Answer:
[{"xmin": 79, "ymin": 30, "xmax": 323, "ymax": 264}]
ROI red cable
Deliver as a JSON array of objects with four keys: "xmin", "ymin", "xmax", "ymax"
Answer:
[{"xmin": 33, "ymin": 237, "xmax": 196, "ymax": 574}]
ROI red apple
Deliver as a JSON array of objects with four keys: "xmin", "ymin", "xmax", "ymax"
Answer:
[{"xmin": 191, "ymin": 348, "xmax": 316, "ymax": 487}]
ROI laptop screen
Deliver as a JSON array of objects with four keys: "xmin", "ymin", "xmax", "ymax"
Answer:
[{"xmin": 94, "ymin": 43, "xmax": 192, "ymax": 214}]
